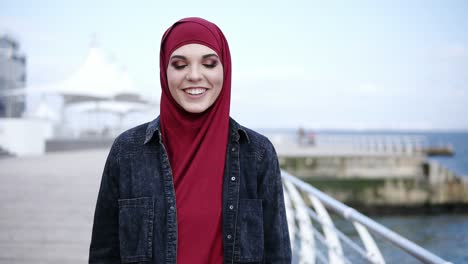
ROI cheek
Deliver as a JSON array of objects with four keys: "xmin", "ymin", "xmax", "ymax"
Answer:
[
  {"xmin": 210, "ymin": 68, "xmax": 224, "ymax": 90},
  {"xmin": 166, "ymin": 70, "xmax": 183, "ymax": 92},
  {"xmin": 211, "ymin": 71, "xmax": 224, "ymax": 102}
]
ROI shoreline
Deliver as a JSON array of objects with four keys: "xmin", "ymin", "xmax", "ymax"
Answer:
[{"xmin": 345, "ymin": 203, "xmax": 468, "ymax": 216}]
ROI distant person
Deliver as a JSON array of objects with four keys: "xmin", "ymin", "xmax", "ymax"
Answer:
[
  {"xmin": 298, "ymin": 126, "xmax": 305, "ymax": 145},
  {"xmin": 89, "ymin": 17, "xmax": 291, "ymax": 263},
  {"xmin": 308, "ymin": 131, "xmax": 316, "ymax": 145}
]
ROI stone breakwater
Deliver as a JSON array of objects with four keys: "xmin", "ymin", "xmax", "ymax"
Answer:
[{"xmin": 275, "ymin": 144, "xmax": 468, "ymax": 214}]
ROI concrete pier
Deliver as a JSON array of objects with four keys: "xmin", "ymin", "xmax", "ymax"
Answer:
[
  {"xmin": 0, "ymin": 149, "xmax": 109, "ymax": 263},
  {"xmin": 273, "ymin": 142, "xmax": 468, "ymax": 212}
]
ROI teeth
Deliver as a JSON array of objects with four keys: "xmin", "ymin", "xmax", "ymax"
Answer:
[{"xmin": 185, "ymin": 88, "xmax": 206, "ymax": 95}]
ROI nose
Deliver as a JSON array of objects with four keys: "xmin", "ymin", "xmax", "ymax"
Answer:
[{"xmin": 186, "ymin": 65, "xmax": 203, "ymax": 82}]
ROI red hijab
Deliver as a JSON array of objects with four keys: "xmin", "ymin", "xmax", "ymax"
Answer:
[{"xmin": 159, "ymin": 17, "xmax": 231, "ymax": 263}]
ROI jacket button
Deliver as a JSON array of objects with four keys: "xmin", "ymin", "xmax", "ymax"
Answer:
[
  {"xmin": 231, "ymin": 147, "xmax": 236, "ymax": 152},
  {"xmin": 170, "ymin": 206, "xmax": 175, "ymax": 210},
  {"xmin": 231, "ymin": 177, "xmax": 236, "ymax": 181},
  {"xmin": 227, "ymin": 234, "xmax": 232, "ymax": 239},
  {"xmin": 229, "ymin": 205, "xmax": 234, "ymax": 210}
]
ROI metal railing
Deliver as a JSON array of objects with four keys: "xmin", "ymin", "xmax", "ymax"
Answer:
[{"xmin": 281, "ymin": 170, "xmax": 453, "ymax": 264}]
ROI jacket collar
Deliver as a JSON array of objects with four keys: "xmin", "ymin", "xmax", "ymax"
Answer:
[
  {"xmin": 228, "ymin": 117, "xmax": 250, "ymax": 144},
  {"xmin": 144, "ymin": 116, "xmax": 250, "ymax": 145},
  {"xmin": 144, "ymin": 117, "xmax": 161, "ymax": 145}
]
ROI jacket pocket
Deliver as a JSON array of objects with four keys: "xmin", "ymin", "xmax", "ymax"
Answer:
[
  {"xmin": 118, "ymin": 197, "xmax": 154, "ymax": 263},
  {"xmin": 236, "ymin": 199, "xmax": 264, "ymax": 262}
]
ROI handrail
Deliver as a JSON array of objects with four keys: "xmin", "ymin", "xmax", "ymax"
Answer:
[
  {"xmin": 305, "ymin": 207, "xmax": 372, "ymax": 262},
  {"xmin": 281, "ymin": 170, "xmax": 453, "ymax": 264}
]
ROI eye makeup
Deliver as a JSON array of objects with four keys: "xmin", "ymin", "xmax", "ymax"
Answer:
[
  {"xmin": 169, "ymin": 56, "xmax": 220, "ymax": 70},
  {"xmin": 203, "ymin": 59, "xmax": 218, "ymax": 68},
  {"xmin": 171, "ymin": 60, "xmax": 187, "ymax": 69}
]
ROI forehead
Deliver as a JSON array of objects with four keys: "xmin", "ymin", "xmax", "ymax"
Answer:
[{"xmin": 170, "ymin": 43, "xmax": 219, "ymax": 58}]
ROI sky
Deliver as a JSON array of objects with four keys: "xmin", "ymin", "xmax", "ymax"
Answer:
[{"xmin": 1, "ymin": 0, "xmax": 468, "ymax": 130}]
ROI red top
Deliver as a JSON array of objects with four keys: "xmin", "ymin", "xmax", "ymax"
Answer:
[{"xmin": 159, "ymin": 17, "xmax": 231, "ymax": 264}]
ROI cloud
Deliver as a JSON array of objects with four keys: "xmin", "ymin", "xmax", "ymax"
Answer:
[
  {"xmin": 354, "ymin": 83, "xmax": 386, "ymax": 95},
  {"xmin": 234, "ymin": 65, "xmax": 317, "ymax": 81},
  {"xmin": 433, "ymin": 43, "xmax": 468, "ymax": 61},
  {"xmin": 455, "ymin": 88, "xmax": 467, "ymax": 98},
  {"xmin": 443, "ymin": 44, "xmax": 468, "ymax": 59}
]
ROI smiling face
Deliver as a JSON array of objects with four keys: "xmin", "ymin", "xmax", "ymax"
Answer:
[{"xmin": 166, "ymin": 44, "xmax": 224, "ymax": 113}]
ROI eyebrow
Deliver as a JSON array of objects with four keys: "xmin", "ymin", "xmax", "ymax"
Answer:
[{"xmin": 170, "ymin": 53, "xmax": 219, "ymax": 60}]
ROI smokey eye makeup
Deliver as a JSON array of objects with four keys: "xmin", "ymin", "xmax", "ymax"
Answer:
[
  {"xmin": 171, "ymin": 60, "xmax": 187, "ymax": 69},
  {"xmin": 203, "ymin": 59, "xmax": 218, "ymax": 68},
  {"xmin": 169, "ymin": 54, "xmax": 220, "ymax": 70},
  {"xmin": 169, "ymin": 55, "xmax": 187, "ymax": 70}
]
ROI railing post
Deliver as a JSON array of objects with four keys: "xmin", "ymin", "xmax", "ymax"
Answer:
[
  {"xmin": 353, "ymin": 222, "xmax": 385, "ymax": 264},
  {"xmin": 308, "ymin": 194, "xmax": 344, "ymax": 264},
  {"xmin": 284, "ymin": 180, "xmax": 316, "ymax": 264}
]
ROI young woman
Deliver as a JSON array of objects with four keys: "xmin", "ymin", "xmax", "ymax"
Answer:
[{"xmin": 89, "ymin": 17, "xmax": 291, "ymax": 264}]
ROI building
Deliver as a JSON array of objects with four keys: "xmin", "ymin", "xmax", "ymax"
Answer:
[{"xmin": 0, "ymin": 34, "xmax": 27, "ymax": 117}]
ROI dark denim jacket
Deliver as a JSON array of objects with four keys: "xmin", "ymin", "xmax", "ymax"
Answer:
[{"xmin": 89, "ymin": 117, "xmax": 291, "ymax": 264}]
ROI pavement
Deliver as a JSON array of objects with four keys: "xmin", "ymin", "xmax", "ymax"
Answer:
[{"xmin": 0, "ymin": 149, "xmax": 110, "ymax": 263}]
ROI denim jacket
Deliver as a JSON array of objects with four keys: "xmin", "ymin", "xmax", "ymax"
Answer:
[{"xmin": 89, "ymin": 117, "xmax": 291, "ymax": 264}]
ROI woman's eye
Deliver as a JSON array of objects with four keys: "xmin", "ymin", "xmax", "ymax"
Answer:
[
  {"xmin": 173, "ymin": 64, "xmax": 187, "ymax": 70},
  {"xmin": 203, "ymin": 61, "xmax": 218, "ymax": 69},
  {"xmin": 171, "ymin": 61, "xmax": 187, "ymax": 70}
]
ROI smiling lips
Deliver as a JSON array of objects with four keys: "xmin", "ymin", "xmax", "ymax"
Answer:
[{"xmin": 183, "ymin": 87, "xmax": 207, "ymax": 96}]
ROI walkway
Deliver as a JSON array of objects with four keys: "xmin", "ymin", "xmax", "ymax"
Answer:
[{"xmin": 0, "ymin": 149, "xmax": 109, "ymax": 263}]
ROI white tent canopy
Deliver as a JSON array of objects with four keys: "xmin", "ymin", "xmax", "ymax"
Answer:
[
  {"xmin": 69, "ymin": 101, "xmax": 150, "ymax": 115},
  {"xmin": 35, "ymin": 45, "xmax": 143, "ymax": 104}
]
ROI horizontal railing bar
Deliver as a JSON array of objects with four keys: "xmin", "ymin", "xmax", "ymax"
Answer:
[{"xmin": 281, "ymin": 170, "xmax": 453, "ymax": 264}]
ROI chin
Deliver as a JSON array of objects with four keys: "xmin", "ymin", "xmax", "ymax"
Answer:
[{"xmin": 183, "ymin": 105, "xmax": 209, "ymax": 114}]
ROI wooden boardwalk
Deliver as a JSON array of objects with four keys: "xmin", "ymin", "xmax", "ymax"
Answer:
[{"xmin": 0, "ymin": 149, "xmax": 109, "ymax": 263}]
